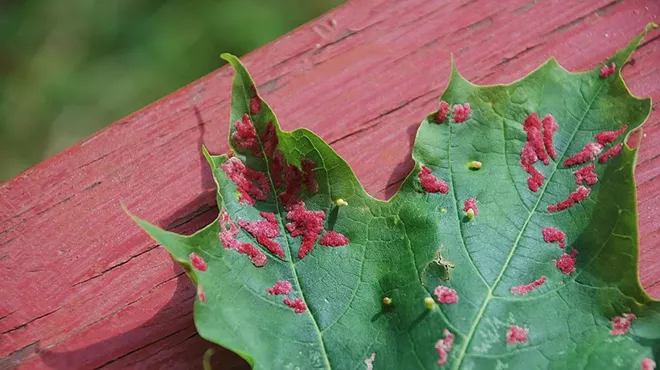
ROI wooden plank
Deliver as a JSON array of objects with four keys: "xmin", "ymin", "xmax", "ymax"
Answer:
[{"xmin": 1, "ymin": 0, "xmax": 659, "ymax": 368}]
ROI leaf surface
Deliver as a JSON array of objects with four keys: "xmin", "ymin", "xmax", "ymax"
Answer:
[{"xmin": 132, "ymin": 24, "xmax": 660, "ymax": 369}]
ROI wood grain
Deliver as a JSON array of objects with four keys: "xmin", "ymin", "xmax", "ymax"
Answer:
[{"xmin": 1, "ymin": 0, "xmax": 659, "ymax": 368}]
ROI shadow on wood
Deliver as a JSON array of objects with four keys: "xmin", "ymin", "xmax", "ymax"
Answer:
[
  {"xmin": 384, "ymin": 123, "xmax": 419, "ymax": 199},
  {"xmin": 38, "ymin": 267, "xmax": 249, "ymax": 369}
]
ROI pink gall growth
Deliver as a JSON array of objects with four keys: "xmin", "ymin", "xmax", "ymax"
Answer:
[
  {"xmin": 554, "ymin": 249, "xmax": 578, "ymax": 275},
  {"xmin": 506, "ymin": 325, "xmax": 528, "ymax": 345},
  {"xmin": 564, "ymin": 142, "xmax": 603, "ymax": 167},
  {"xmin": 364, "ymin": 353, "xmax": 376, "ymax": 370},
  {"xmin": 222, "ymin": 158, "xmax": 255, "ymax": 205},
  {"xmin": 260, "ymin": 121, "xmax": 278, "ymax": 158},
  {"xmin": 270, "ymin": 151, "xmax": 286, "ymax": 189},
  {"xmin": 267, "ymin": 280, "xmax": 292, "ymax": 295},
  {"xmin": 435, "ymin": 329, "xmax": 455, "ymax": 366},
  {"xmin": 189, "ymin": 252, "xmax": 207, "ymax": 272},
  {"xmin": 197, "ymin": 285, "xmax": 206, "ymax": 303},
  {"xmin": 463, "ymin": 198, "xmax": 478, "ymax": 216},
  {"xmin": 520, "ymin": 142, "xmax": 544, "ymax": 192},
  {"xmin": 611, "ymin": 313, "xmax": 636, "ymax": 335},
  {"xmin": 510, "ymin": 275, "xmax": 546, "ymax": 295},
  {"xmin": 219, "ymin": 209, "xmax": 240, "ymax": 249},
  {"xmin": 433, "ymin": 285, "xmax": 459, "ymax": 304},
  {"xmin": 523, "ymin": 113, "xmax": 549, "ymax": 165},
  {"xmin": 542, "ymin": 114, "xmax": 559, "ymax": 160},
  {"xmin": 595, "ymin": 125, "xmax": 627, "ymax": 146},
  {"xmin": 599, "ymin": 62, "xmax": 616, "ymax": 78},
  {"xmin": 435, "ymin": 101, "xmax": 450, "ymax": 123},
  {"xmin": 249, "ymin": 87, "xmax": 261, "ymax": 114},
  {"xmin": 238, "ymin": 212, "xmax": 284, "ymax": 258},
  {"xmin": 453, "ymin": 103, "xmax": 471, "ymax": 123},
  {"xmin": 418, "ymin": 165, "xmax": 449, "ymax": 194},
  {"xmin": 520, "ymin": 142, "xmax": 539, "ymax": 167},
  {"xmin": 301, "ymin": 159, "xmax": 319, "ymax": 194},
  {"xmin": 245, "ymin": 168, "xmax": 270, "ymax": 197},
  {"xmin": 279, "ymin": 164, "xmax": 303, "ymax": 208},
  {"xmin": 284, "ymin": 297, "xmax": 307, "ymax": 313},
  {"xmin": 231, "ymin": 114, "xmax": 260, "ymax": 154},
  {"xmin": 243, "ymin": 244, "xmax": 267, "ymax": 267},
  {"xmin": 250, "ymin": 97, "xmax": 261, "ymax": 115},
  {"xmin": 642, "ymin": 358, "xmax": 656, "ymax": 370},
  {"xmin": 526, "ymin": 163, "xmax": 544, "ymax": 192},
  {"xmin": 573, "ymin": 164, "xmax": 598, "ymax": 186},
  {"xmin": 320, "ymin": 231, "xmax": 349, "ymax": 247},
  {"xmin": 522, "ymin": 112, "xmax": 540, "ymax": 132},
  {"xmin": 219, "ymin": 209, "xmax": 267, "ymax": 267},
  {"xmin": 599, "ymin": 143, "xmax": 623, "ymax": 164},
  {"xmin": 221, "ymin": 157, "xmax": 270, "ymax": 205},
  {"xmin": 542, "ymin": 227, "xmax": 566, "ymax": 249},
  {"xmin": 547, "ymin": 186, "xmax": 590, "ymax": 212},
  {"xmin": 285, "ymin": 201, "xmax": 326, "ymax": 259}
]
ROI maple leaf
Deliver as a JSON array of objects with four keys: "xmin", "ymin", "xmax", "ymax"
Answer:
[{"xmin": 131, "ymin": 24, "xmax": 660, "ymax": 369}]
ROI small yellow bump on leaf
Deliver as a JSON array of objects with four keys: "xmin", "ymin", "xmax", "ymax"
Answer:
[
  {"xmin": 440, "ymin": 208, "xmax": 447, "ymax": 214},
  {"xmin": 383, "ymin": 297, "xmax": 392, "ymax": 305},
  {"xmin": 466, "ymin": 208, "xmax": 475, "ymax": 220},
  {"xmin": 334, "ymin": 198, "xmax": 348, "ymax": 207},
  {"xmin": 424, "ymin": 296, "xmax": 435, "ymax": 310},
  {"xmin": 468, "ymin": 161, "xmax": 482, "ymax": 170}
]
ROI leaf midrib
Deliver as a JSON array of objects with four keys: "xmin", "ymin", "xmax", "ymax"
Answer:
[
  {"xmin": 236, "ymin": 79, "xmax": 333, "ymax": 370},
  {"xmin": 451, "ymin": 80, "xmax": 605, "ymax": 369}
]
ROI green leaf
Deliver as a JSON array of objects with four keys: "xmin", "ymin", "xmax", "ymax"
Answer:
[{"xmin": 130, "ymin": 24, "xmax": 660, "ymax": 369}]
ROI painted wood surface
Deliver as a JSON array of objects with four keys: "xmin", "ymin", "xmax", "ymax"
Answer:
[{"xmin": 1, "ymin": 0, "xmax": 659, "ymax": 368}]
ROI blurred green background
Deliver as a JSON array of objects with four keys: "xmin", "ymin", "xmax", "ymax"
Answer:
[{"xmin": 0, "ymin": 0, "xmax": 343, "ymax": 182}]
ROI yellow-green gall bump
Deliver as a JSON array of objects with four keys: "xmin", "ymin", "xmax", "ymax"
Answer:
[
  {"xmin": 440, "ymin": 208, "xmax": 447, "ymax": 214},
  {"xmin": 334, "ymin": 199, "xmax": 348, "ymax": 207},
  {"xmin": 466, "ymin": 208, "xmax": 475, "ymax": 220},
  {"xmin": 468, "ymin": 161, "xmax": 482, "ymax": 170},
  {"xmin": 383, "ymin": 297, "xmax": 392, "ymax": 305},
  {"xmin": 424, "ymin": 296, "xmax": 435, "ymax": 310}
]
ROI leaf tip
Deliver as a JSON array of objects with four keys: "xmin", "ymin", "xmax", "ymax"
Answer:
[
  {"xmin": 220, "ymin": 52, "xmax": 236, "ymax": 62},
  {"xmin": 608, "ymin": 22, "xmax": 658, "ymax": 70},
  {"xmin": 121, "ymin": 203, "xmax": 142, "ymax": 225},
  {"xmin": 445, "ymin": 55, "xmax": 477, "ymax": 97},
  {"xmin": 546, "ymin": 56, "xmax": 560, "ymax": 68},
  {"xmin": 221, "ymin": 53, "xmax": 247, "ymax": 76},
  {"xmin": 448, "ymin": 54, "xmax": 464, "ymax": 83}
]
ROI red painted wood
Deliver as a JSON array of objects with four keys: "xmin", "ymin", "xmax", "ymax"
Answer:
[{"xmin": 1, "ymin": 0, "xmax": 659, "ymax": 368}]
